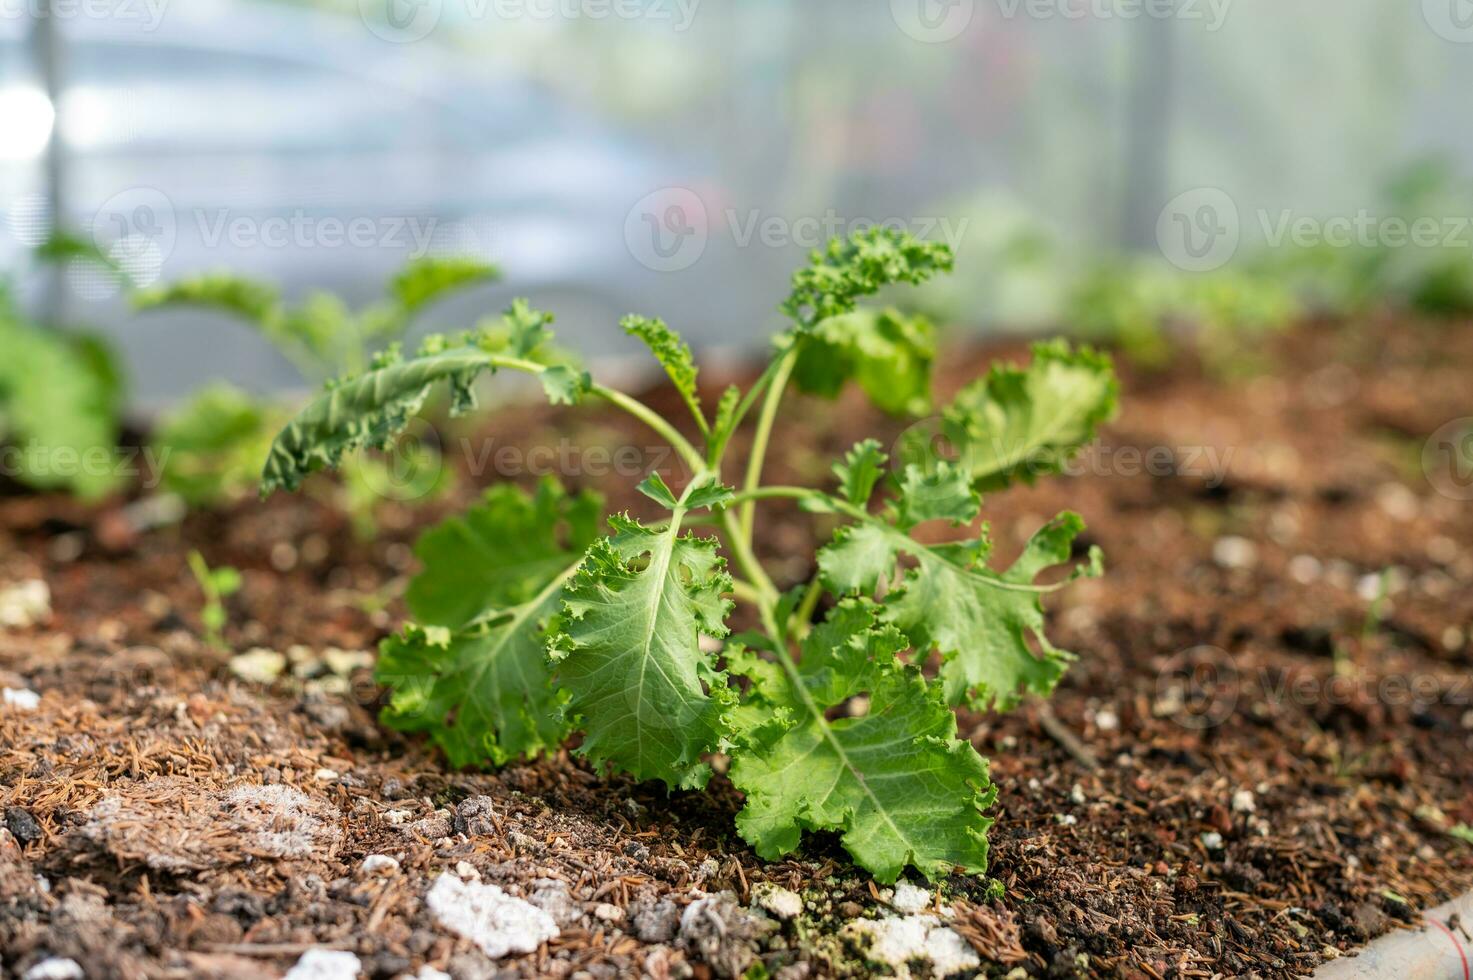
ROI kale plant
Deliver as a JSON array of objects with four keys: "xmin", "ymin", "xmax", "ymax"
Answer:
[{"xmin": 262, "ymin": 228, "xmax": 1117, "ymax": 882}]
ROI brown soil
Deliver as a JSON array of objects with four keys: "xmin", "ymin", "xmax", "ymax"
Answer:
[{"xmin": 1, "ymin": 315, "xmax": 1471, "ymax": 979}]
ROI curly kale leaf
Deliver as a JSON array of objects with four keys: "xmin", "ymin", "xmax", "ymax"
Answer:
[
  {"xmin": 623, "ymin": 315, "xmax": 706, "ymax": 431},
  {"xmin": 783, "ymin": 228, "xmax": 954, "ymax": 331},
  {"xmin": 391, "ymin": 255, "xmax": 500, "ymax": 315},
  {"xmin": 727, "ymin": 599, "xmax": 995, "ymax": 883},
  {"xmin": 408, "ymin": 478, "xmax": 602, "ymax": 629},
  {"xmin": 376, "ymin": 595, "xmax": 571, "ymax": 768},
  {"xmin": 261, "ymin": 302, "xmax": 585, "ymax": 494},
  {"xmin": 818, "ymin": 465, "xmax": 1100, "ymax": 711},
  {"xmin": 793, "ymin": 308, "xmax": 936, "ymax": 416},
  {"xmin": 904, "ymin": 341, "xmax": 1117, "ymax": 492},
  {"xmin": 553, "ymin": 513, "xmax": 734, "ymax": 790}
]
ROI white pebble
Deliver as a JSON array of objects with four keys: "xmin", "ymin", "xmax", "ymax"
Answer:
[
  {"xmin": 1094, "ymin": 708, "xmax": 1119, "ymax": 732},
  {"xmin": 1212, "ymin": 536, "xmax": 1257, "ymax": 570},
  {"xmin": 425, "ymin": 872, "xmax": 558, "ymax": 958},
  {"xmin": 889, "ymin": 881, "xmax": 932, "ymax": 914},
  {"xmin": 1232, "ymin": 790, "xmax": 1256, "ymax": 814},
  {"xmin": 592, "ymin": 902, "xmax": 624, "ymax": 922},
  {"xmin": 1201, "ymin": 832, "xmax": 1224, "ymax": 851},
  {"xmin": 22, "ymin": 959, "xmax": 83, "ymax": 980},
  {"xmin": 751, "ymin": 881, "xmax": 804, "ymax": 920},
  {"xmin": 360, "ymin": 854, "xmax": 400, "ymax": 876},
  {"xmin": 1055, "ymin": 814, "xmax": 1077, "ymax": 826},
  {"xmin": 284, "ymin": 949, "xmax": 361, "ymax": 980},
  {"xmin": 0, "ymin": 580, "xmax": 50, "ymax": 629},
  {"xmin": 229, "ymin": 648, "xmax": 286, "ymax": 684},
  {"xmin": 1287, "ymin": 555, "xmax": 1322, "ymax": 585},
  {"xmin": 2, "ymin": 688, "xmax": 40, "ymax": 712},
  {"xmin": 1070, "ymin": 784, "xmax": 1087, "ymax": 805}
]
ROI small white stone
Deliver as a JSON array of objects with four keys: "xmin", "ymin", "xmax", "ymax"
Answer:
[
  {"xmin": 22, "ymin": 958, "xmax": 83, "ymax": 980},
  {"xmin": 1201, "ymin": 832, "xmax": 1224, "ymax": 851},
  {"xmin": 360, "ymin": 854, "xmax": 400, "ymax": 876},
  {"xmin": 752, "ymin": 882, "xmax": 804, "ymax": 920},
  {"xmin": 322, "ymin": 648, "xmax": 374, "ymax": 677},
  {"xmin": 385, "ymin": 809, "xmax": 411, "ymax": 825},
  {"xmin": 2, "ymin": 688, "xmax": 40, "ymax": 711},
  {"xmin": 1094, "ymin": 708, "xmax": 1119, "ymax": 732},
  {"xmin": 229, "ymin": 648, "xmax": 286, "ymax": 684},
  {"xmin": 1287, "ymin": 555, "xmax": 1322, "ymax": 585},
  {"xmin": 1070, "ymin": 784, "xmax": 1087, "ymax": 805},
  {"xmin": 408, "ymin": 968, "xmax": 451, "ymax": 980},
  {"xmin": 890, "ymin": 881, "xmax": 932, "ymax": 914},
  {"xmin": 1055, "ymin": 814, "xmax": 1077, "ymax": 827},
  {"xmin": 0, "ymin": 580, "xmax": 50, "ymax": 629},
  {"xmin": 425, "ymin": 872, "xmax": 558, "ymax": 959},
  {"xmin": 592, "ymin": 902, "xmax": 624, "ymax": 922},
  {"xmin": 1375, "ymin": 483, "xmax": 1418, "ymax": 522},
  {"xmin": 314, "ymin": 768, "xmax": 339, "ymax": 782},
  {"xmin": 843, "ymin": 915, "xmax": 979, "ymax": 977},
  {"xmin": 455, "ymin": 860, "xmax": 480, "ymax": 881},
  {"xmin": 1231, "ymin": 790, "xmax": 1256, "ymax": 814},
  {"xmin": 1212, "ymin": 536, "xmax": 1257, "ymax": 570},
  {"xmin": 283, "ymin": 949, "xmax": 361, "ymax": 980}
]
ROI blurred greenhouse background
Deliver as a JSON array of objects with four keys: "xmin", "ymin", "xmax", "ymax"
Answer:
[{"xmin": 3, "ymin": 0, "xmax": 1473, "ymax": 408}]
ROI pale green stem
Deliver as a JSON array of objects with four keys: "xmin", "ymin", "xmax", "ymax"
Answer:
[{"xmin": 737, "ymin": 346, "xmax": 798, "ymax": 547}]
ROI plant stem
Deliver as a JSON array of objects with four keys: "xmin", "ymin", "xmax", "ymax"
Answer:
[
  {"xmin": 486, "ymin": 354, "xmax": 707, "ymax": 477},
  {"xmin": 737, "ymin": 346, "xmax": 798, "ymax": 546}
]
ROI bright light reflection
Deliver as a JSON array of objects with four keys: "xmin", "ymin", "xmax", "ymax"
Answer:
[{"xmin": 0, "ymin": 86, "xmax": 56, "ymax": 162}]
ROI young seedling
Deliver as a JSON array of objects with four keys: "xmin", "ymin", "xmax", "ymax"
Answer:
[
  {"xmin": 188, "ymin": 550, "xmax": 242, "ymax": 651},
  {"xmin": 262, "ymin": 228, "xmax": 1118, "ymax": 882}
]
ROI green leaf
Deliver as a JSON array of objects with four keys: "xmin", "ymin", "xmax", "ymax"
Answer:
[
  {"xmin": 915, "ymin": 341, "xmax": 1117, "ymax": 491},
  {"xmin": 816, "ymin": 522, "xmax": 900, "ymax": 596},
  {"xmin": 0, "ymin": 294, "xmax": 123, "ymax": 500},
  {"xmin": 261, "ymin": 346, "xmax": 495, "ymax": 495},
  {"xmin": 886, "ymin": 513, "xmax": 1100, "ymax": 710},
  {"xmin": 391, "ymin": 255, "xmax": 499, "ymax": 315},
  {"xmin": 154, "ymin": 384, "xmax": 281, "ymax": 506},
  {"xmin": 132, "ymin": 272, "xmax": 281, "ymax": 326},
  {"xmin": 538, "ymin": 364, "xmax": 591, "ymax": 406},
  {"xmin": 553, "ymin": 514, "xmax": 734, "ymax": 789},
  {"xmin": 793, "ymin": 308, "xmax": 936, "ymax": 416},
  {"xmin": 727, "ymin": 600, "xmax": 995, "ymax": 883},
  {"xmin": 407, "ymin": 479, "xmax": 602, "ymax": 629},
  {"xmin": 623, "ymin": 315, "xmax": 705, "ymax": 431},
  {"xmin": 818, "ymin": 507, "xmax": 1099, "ymax": 710},
  {"xmin": 376, "ymin": 583, "xmax": 571, "ymax": 767},
  {"xmin": 636, "ymin": 472, "xmax": 679, "ymax": 509},
  {"xmin": 502, "ymin": 298, "xmax": 555, "ymax": 359},
  {"xmin": 893, "ymin": 462, "xmax": 980, "ymax": 530},
  {"xmin": 833, "ymin": 440, "xmax": 887, "ymax": 508},
  {"xmin": 783, "ymin": 228, "xmax": 953, "ymax": 331}
]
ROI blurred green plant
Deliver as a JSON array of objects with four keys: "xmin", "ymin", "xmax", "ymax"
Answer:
[
  {"xmin": 1066, "ymin": 261, "xmax": 1300, "ymax": 377},
  {"xmin": 0, "ymin": 273, "xmax": 126, "ymax": 501},
  {"xmin": 137, "ymin": 256, "xmax": 498, "ymax": 518},
  {"xmin": 188, "ymin": 549, "xmax": 242, "ymax": 651}
]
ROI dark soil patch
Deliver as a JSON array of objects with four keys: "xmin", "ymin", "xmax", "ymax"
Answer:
[{"xmin": 1, "ymin": 314, "xmax": 1471, "ymax": 978}]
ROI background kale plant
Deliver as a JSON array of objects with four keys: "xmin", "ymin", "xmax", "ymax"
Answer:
[{"xmin": 262, "ymin": 228, "xmax": 1118, "ymax": 882}]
